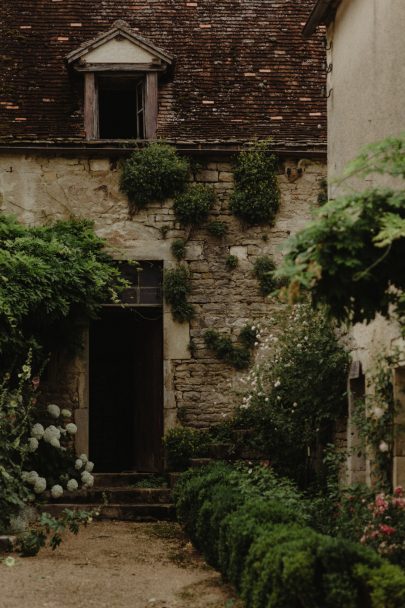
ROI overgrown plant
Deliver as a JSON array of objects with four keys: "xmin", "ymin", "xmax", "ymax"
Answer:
[
  {"xmin": 0, "ymin": 214, "xmax": 123, "ymax": 372},
  {"xmin": 206, "ymin": 220, "xmax": 228, "ymax": 238},
  {"xmin": 253, "ymin": 255, "xmax": 277, "ymax": 296},
  {"xmin": 163, "ymin": 265, "xmax": 195, "ymax": 323},
  {"xmin": 171, "ymin": 238, "xmax": 187, "ymax": 261},
  {"xmin": 235, "ymin": 302, "xmax": 349, "ymax": 487},
  {"xmin": 277, "ymin": 136, "xmax": 405, "ymax": 332},
  {"xmin": 230, "ymin": 140, "xmax": 280, "ymax": 226},
  {"xmin": 204, "ymin": 325, "xmax": 258, "ymax": 370},
  {"xmin": 226, "ymin": 255, "xmax": 239, "ymax": 270},
  {"xmin": 173, "ymin": 183, "xmax": 215, "ymax": 226},
  {"xmin": 120, "ymin": 143, "xmax": 189, "ymax": 211}
]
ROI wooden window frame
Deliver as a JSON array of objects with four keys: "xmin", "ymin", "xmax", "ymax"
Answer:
[{"xmin": 84, "ymin": 70, "xmax": 158, "ymax": 141}]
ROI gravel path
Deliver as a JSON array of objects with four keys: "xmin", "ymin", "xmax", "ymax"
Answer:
[{"xmin": 0, "ymin": 521, "xmax": 241, "ymax": 608}]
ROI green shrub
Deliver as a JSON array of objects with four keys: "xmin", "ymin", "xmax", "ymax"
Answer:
[
  {"xmin": 173, "ymin": 184, "xmax": 215, "ymax": 226},
  {"xmin": 206, "ymin": 220, "xmax": 228, "ymax": 238},
  {"xmin": 171, "ymin": 238, "xmax": 186, "ymax": 261},
  {"xmin": 226, "ymin": 255, "xmax": 239, "ymax": 270},
  {"xmin": 163, "ymin": 265, "xmax": 195, "ymax": 323},
  {"xmin": 253, "ymin": 255, "xmax": 277, "ymax": 296},
  {"xmin": 120, "ymin": 143, "xmax": 189, "ymax": 210},
  {"xmin": 230, "ymin": 140, "xmax": 280, "ymax": 226},
  {"xmin": 163, "ymin": 427, "xmax": 209, "ymax": 470},
  {"xmin": 174, "ymin": 464, "xmax": 405, "ymax": 608}
]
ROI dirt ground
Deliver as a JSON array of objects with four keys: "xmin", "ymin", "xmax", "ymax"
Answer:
[{"xmin": 0, "ymin": 521, "xmax": 242, "ymax": 608}]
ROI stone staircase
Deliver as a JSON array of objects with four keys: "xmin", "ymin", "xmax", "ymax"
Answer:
[{"xmin": 43, "ymin": 472, "xmax": 176, "ymax": 522}]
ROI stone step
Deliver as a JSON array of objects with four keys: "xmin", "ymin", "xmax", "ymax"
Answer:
[
  {"xmin": 190, "ymin": 458, "xmax": 213, "ymax": 468},
  {"xmin": 93, "ymin": 472, "xmax": 162, "ymax": 487},
  {"xmin": 47, "ymin": 487, "xmax": 172, "ymax": 505},
  {"xmin": 42, "ymin": 503, "xmax": 176, "ymax": 522}
]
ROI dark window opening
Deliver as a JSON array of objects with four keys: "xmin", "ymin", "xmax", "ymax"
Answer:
[
  {"xmin": 98, "ymin": 75, "xmax": 145, "ymax": 139},
  {"xmin": 116, "ymin": 261, "xmax": 163, "ymax": 306}
]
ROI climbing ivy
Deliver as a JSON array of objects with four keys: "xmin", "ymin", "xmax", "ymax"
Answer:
[
  {"xmin": 120, "ymin": 143, "xmax": 189, "ymax": 212},
  {"xmin": 253, "ymin": 256, "xmax": 277, "ymax": 296},
  {"xmin": 163, "ymin": 266, "xmax": 195, "ymax": 323},
  {"xmin": 173, "ymin": 184, "xmax": 216, "ymax": 226},
  {"xmin": 230, "ymin": 140, "xmax": 280, "ymax": 225},
  {"xmin": 204, "ymin": 325, "xmax": 258, "ymax": 370}
]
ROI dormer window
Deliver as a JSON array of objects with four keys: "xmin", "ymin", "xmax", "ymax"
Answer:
[{"xmin": 67, "ymin": 20, "xmax": 172, "ymax": 141}]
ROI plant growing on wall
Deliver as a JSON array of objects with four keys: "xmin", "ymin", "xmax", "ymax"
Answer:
[
  {"xmin": 204, "ymin": 325, "xmax": 258, "ymax": 370},
  {"xmin": 171, "ymin": 238, "xmax": 187, "ymax": 261},
  {"xmin": 226, "ymin": 255, "xmax": 239, "ymax": 270},
  {"xmin": 207, "ymin": 220, "xmax": 228, "ymax": 238},
  {"xmin": 230, "ymin": 140, "xmax": 280, "ymax": 225},
  {"xmin": 120, "ymin": 143, "xmax": 190, "ymax": 212},
  {"xmin": 173, "ymin": 183, "xmax": 216, "ymax": 226},
  {"xmin": 253, "ymin": 256, "xmax": 277, "ymax": 296},
  {"xmin": 163, "ymin": 265, "xmax": 195, "ymax": 323}
]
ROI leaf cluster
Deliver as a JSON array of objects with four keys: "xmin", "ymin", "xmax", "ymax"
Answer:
[
  {"xmin": 173, "ymin": 183, "xmax": 215, "ymax": 226},
  {"xmin": 204, "ymin": 324, "xmax": 258, "ymax": 370},
  {"xmin": 163, "ymin": 265, "xmax": 195, "ymax": 323},
  {"xmin": 206, "ymin": 220, "xmax": 228, "ymax": 238},
  {"xmin": 230, "ymin": 140, "xmax": 280, "ymax": 226},
  {"xmin": 253, "ymin": 256, "xmax": 277, "ymax": 296},
  {"xmin": 120, "ymin": 143, "xmax": 189, "ymax": 211}
]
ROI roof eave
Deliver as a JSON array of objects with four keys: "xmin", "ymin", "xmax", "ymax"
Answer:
[{"xmin": 302, "ymin": 0, "xmax": 342, "ymax": 38}]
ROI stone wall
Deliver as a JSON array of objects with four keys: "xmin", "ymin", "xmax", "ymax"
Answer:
[{"xmin": 0, "ymin": 152, "xmax": 326, "ymax": 445}]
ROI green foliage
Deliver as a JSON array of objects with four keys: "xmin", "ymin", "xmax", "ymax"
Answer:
[
  {"xmin": 0, "ymin": 214, "xmax": 122, "ymax": 369},
  {"xmin": 19, "ymin": 508, "xmax": 95, "ymax": 556},
  {"xmin": 318, "ymin": 178, "xmax": 328, "ymax": 205},
  {"xmin": 173, "ymin": 184, "xmax": 215, "ymax": 226},
  {"xmin": 253, "ymin": 256, "xmax": 277, "ymax": 296},
  {"xmin": 277, "ymin": 136, "xmax": 405, "ymax": 331},
  {"xmin": 204, "ymin": 324, "xmax": 258, "ymax": 370},
  {"xmin": 174, "ymin": 463, "xmax": 405, "ymax": 608},
  {"xmin": 163, "ymin": 265, "xmax": 195, "ymax": 323},
  {"xmin": 226, "ymin": 255, "xmax": 239, "ymax": 270},
  {"xmin": 230, "ymin": 140, "xmax": 280, "ymax": 226},
  {"xmin": 120, "ymin": 143, "xmax": 189, "ymax": 211},
  {"xmin": 207, "ymin": 220, "xmax": 228, "ymax": 238},
  {"xmin": 163, "ymin": 427, "xmax": 210, "ymax": 470},
  {"xmin": 235, "ymin": 303, "xmax": 349, "ymax": 487},
  {"xmin": 171, "ymin": 238, "xmax": 186, "ymax": 261}
]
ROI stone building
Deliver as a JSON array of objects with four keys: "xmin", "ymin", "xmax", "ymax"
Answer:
[
  {"xmin": 0, "ymin": 1, "xmax": 326, "ymax": 472},
  {"xmin": 304, "ymin": 0, "xmax": 405, "ymax": 486}
]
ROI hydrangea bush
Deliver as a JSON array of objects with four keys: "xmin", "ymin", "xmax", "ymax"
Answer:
[{"xmin": 0, "ymin": 359, "xmax": 94, "ymax": 534}]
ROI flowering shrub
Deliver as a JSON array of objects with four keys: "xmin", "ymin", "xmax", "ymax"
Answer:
[
  {"xmin": 358, "ymin": 487, "xmax": 405, "ymax": 567},
  {"xmin": 234, "ymin": 302, "xmax": 349, "ymax": 486},
  {"xmin": 0, "ymin": 360, "xmax": 94, "ymax": 535}
]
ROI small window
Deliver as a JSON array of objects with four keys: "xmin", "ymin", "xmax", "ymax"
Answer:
[
  {"xmin": 115, "ymin": 261, "xmax": 163, "ymax": 306},
  {"xmin": 98, "ymin": 75, "xmax": 145, "ymax": 139}
]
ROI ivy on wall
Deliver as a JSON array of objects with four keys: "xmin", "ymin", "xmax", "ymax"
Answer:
[
  {"xmin": 204, "ymin": 325, "xmax": 258, "ymax": 370},
  {"xmin": 163, "ymin": 265, "xmax": 195, "ymax": 323},
  {"xmin": 230, "ymin": 140, "xmax": 280, "ymax": 226},
  {"xmin": 173, "ymin": 184, "xmax": 216, "ymax": 226},
  {"xmin": 253, "ymin": 256, "xmax": 277, "ymax": 296}
]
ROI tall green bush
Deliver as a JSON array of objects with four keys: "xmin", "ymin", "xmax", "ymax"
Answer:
[{"xmin": 230, "ymin": 140, "xmax": 280, "ymax": 226}]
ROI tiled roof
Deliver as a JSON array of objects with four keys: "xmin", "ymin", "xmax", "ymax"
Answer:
[{"xmin": 0, "ymin": 1, "xmax": 326, "ymax": 149}]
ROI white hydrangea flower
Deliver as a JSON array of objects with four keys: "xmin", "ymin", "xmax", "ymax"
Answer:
[
  {"xmin": 28, "ymin": 437, "xmax": 39, "ymax": 452},
  {"xmin": 50, "ymin": 437, "xmax": 61, "ymax": 449},
  {"xmin": 33, "ymin": 477, "xmax": 47, "ymax": 494},
  {"xmin": 51, "ymin": 484, "xmax": 64, "ymax": 499},
  {"xmin": 81, "ymin": 471, "xmax": 94, "ymax": 488},
  {"xmin": 65, "ymin": 423, "xmax": 77, "ymax": 435},
  {"xmin": 379, "ymin": 440, "xmax": 389, "ymax": 453},
  {"xmin": 61, "ymin": 409, "xmax": 72, "ymax": 418},
  {"xmin": 31, "ymin": 423, "xmax": 45, "ymax": 439},
  {"xmin": 43, "ymin": 425, "xmax": 61, "ymax": 443},
  {"xmin": 25, "ymin": 470, "xmax": 39, "ymax": 485},
  {"xmin": 372, "ymin": 407, "xmax": 385, "ymax": 420},
  {"xmin": 85, "ymin": 461, "xmax": 94, "ymax": 473},
  {"xmin": 79, "ymin": 453, "xmax": 88, "ymax": 464},
  {"xmin": 75, "ymin": 458, "xmax": 83, "ymax": 470},
  {"xmin": 47, "ymin": 404, "xmax": 60, "ymax": 418},
  {"xmin": 21, "ymin": 471, "xmax": 30, "ymax": 482},
  {"xmin": 67, "ymin": 478, "xmax": 78, "ymax": 492}
]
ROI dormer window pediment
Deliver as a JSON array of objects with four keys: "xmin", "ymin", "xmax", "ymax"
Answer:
[{"xmin": 67, "ymin": 21, "xmax": 172, "ymax": 140}]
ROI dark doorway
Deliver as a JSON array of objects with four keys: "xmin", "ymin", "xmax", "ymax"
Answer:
[{"xmin": 89, "ymin": 306, "xmax": 163, "ymax": 472}]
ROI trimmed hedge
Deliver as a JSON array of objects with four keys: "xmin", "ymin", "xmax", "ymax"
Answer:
[{"xmin": 173, "ymin": 463, "xmax": 405, "ymax": 608}]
